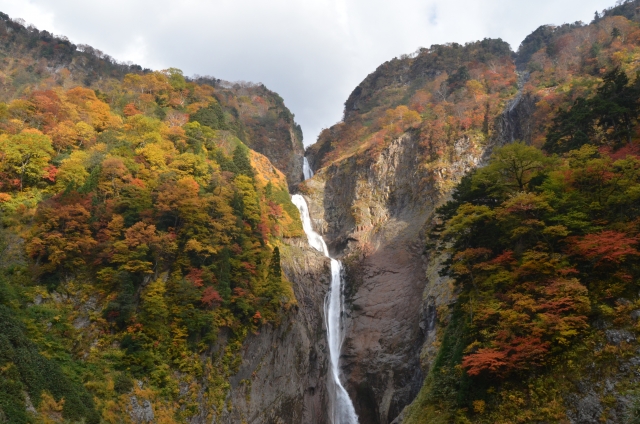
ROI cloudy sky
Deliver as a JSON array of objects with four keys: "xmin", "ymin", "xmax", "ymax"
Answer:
[{"xmin": 0, "ymin": 0, "xmax": 619, "ymax": 146}]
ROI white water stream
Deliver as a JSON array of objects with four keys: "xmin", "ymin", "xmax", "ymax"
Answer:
[{"xmin": 292, "ymin": 158, "xmax": 359, "ymax": 424}]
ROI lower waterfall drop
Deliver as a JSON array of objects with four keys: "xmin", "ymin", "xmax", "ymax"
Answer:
[{"xmin": 291, "ymin": 193, "xmax": 359, "ymax": 424}]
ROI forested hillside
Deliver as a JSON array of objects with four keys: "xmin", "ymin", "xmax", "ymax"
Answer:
[
  {"xmin": 0, "ymin": 13, "xmax": 305, "ymax": 423},
  {"xmin": 0, "ymin": 13, "xmax": 304, "ymax": 187},
  {"xmin": 402, "ymin": 5, "xmax": 640, "ymax": 423},
  {"xmin": 306, "ymin": 38, "xmax": 517, "ymax": 175}
]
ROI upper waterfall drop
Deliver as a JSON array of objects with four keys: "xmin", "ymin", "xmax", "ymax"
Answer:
[
  {"xmin": 291, "ymin": 194, "xmax": 327, "ymax": 256},
  {"xmin": 303, "ymin": 157, "xmax": 314, "ymax": 180}
]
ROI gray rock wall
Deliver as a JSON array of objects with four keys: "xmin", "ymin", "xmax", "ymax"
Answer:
[{"xmin": 216, "ymin": 242, "xmax": 332, "ymax": 424}]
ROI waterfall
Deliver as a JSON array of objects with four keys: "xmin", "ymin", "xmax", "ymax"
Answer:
[
  {"xmin": 292, "ymin": 172, "xmax": 359, "ymax": 423},
  {"xmin": 303, "ymin": 157, "xmax": 314, "ymax": 180}
]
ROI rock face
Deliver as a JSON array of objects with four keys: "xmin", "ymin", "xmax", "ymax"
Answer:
[
  {"xmin": 492, "ymin": 73, "xmax": 536, "ymax": 148},
  {"xmin": 129, "ymin": 396, "xmax": 154, "ymax": 423},
  {"xmin": 217, "ymin": 241, "xmax": 332, "ymax": 424},
  {"xmin": 220, "ymin": 130, "xmax": 480, "ymax": 424},
  {"xmin": 302, "ymin": 131, "xmax": 487, "ymax": 424},
  {"xmin": 229, "ymin": 83, "xmax": 305, "ymax": 188},
  {"xmin": 245, "ymin": 124, "xmax": 303, "ymax": 189}
]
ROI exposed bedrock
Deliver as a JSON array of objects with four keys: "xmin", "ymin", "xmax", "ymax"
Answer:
[{"xmin": 215, "ymin": 242, "xmax": 331, "ymax": 424}]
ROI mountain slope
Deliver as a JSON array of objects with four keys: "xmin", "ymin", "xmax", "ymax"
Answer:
[
  {"xmin": 302, "ymin": 37, "xmax": 521, "ymax": 424},
  {"xmin": 0, "ymin": 14, "xmax": 314, "ymax": 423},
  {"xmin": 301, "ymin": 1, "xmax": 640, "ymax": 423},
  {"xmin": 0, "ymin": 14, "xmax": 304, "ymax": 187}
]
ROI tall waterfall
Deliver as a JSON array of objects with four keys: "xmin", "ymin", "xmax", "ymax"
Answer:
[{"xmin": 292, "ymin": 161, "xmax": 358, "ymax": 423}]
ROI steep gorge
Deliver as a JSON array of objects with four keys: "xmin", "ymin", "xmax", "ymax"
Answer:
[
  {"xmin": 4, "ymin": 2, "xmax": 640, "ymax": 423},
  {"xmin": 222, "ymin": 33, "xmax": 539, "ymax": 424},
  {"xmin": 301, "ymin": 99, "xmax": 516, "ymax": 424}
]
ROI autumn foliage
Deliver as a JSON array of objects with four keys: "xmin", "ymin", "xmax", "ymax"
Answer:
[
  {"xmin": 307, "ymin": 39, "xmax": 517, "ymax": 168},
  {"xmin": 0, "ymin": 70, "xmax": 301, "ymax": 334},
  {"xmin": 0, "ymin": 57, "xmax": 301, "ymax": 421},
  {"xmin": 420, "ymin": 130, "xmax": 640, "ymax": 423}
]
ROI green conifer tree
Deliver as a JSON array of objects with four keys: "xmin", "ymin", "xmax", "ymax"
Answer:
[
  {"xmin": 218, "ymin": 248, "xmax": 232, "ymax": 302},
  {"xmin": 233, "ymin": 145, "xmax": 255, "ymax": 178}
]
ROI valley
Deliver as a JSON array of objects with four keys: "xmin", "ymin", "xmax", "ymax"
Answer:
[{"xmin": 3, "ymin": 1, "xmax": 640, "ymax": 423}]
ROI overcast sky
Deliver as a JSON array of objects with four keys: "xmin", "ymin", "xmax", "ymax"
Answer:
[{"xmin": 0, "ymin": 0, "xmax": 619, "ymax": 146}]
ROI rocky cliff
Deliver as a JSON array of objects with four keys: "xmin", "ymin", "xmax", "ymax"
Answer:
[
  {"xmin": 209, "ymin": 81, "xmax": 305, "ymax": 188},
  {"xmin": 299, "ymin": 38, "xmax": 519, "ymax": 423},
  {"xmin": 216, "ymin": 242, "xmax": 331, "ymax": 424},
  {"xmin": 302, "ymin": 129, "xmax": 495, "ymax": 424}
]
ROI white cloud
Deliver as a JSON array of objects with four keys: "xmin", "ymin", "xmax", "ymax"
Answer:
[{"xmin": 0, "ymin": 0, "xmax": 617, "ymax": 146}]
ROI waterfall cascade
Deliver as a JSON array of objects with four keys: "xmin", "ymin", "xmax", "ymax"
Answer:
[{"xmin": 292, "ymin": 159, "xmax": 358, "ymax": 424}]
